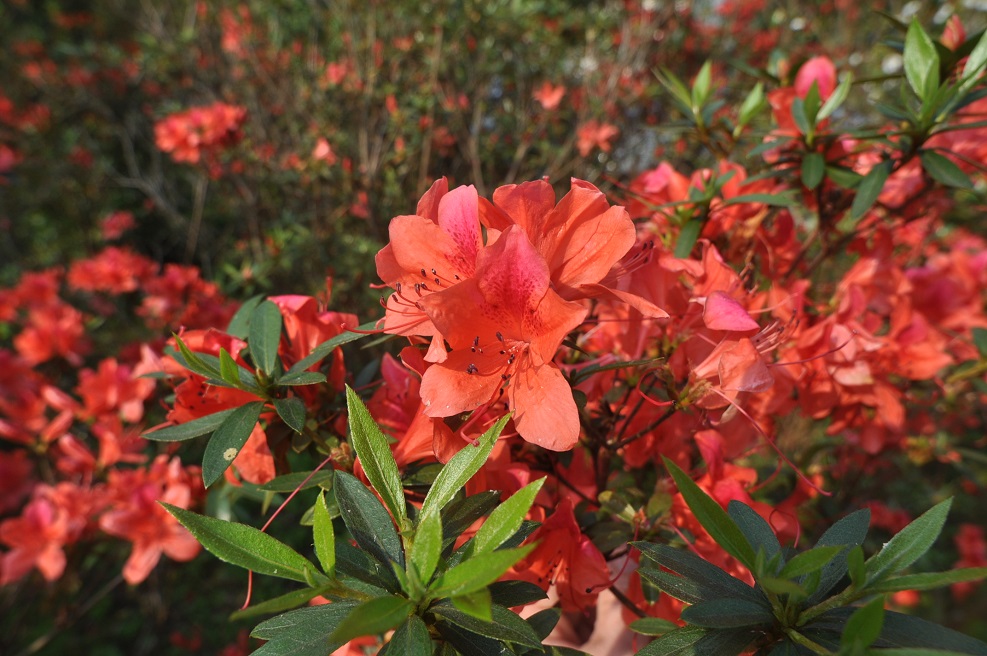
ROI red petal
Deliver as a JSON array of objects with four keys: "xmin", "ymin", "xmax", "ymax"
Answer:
[
  {"xmin": 703, "ymin": 291, "xmax": 759, "ymax": 332},
  {"xmin": 509, "ymin": 363, "xmax": 579, "ymax": 451}
]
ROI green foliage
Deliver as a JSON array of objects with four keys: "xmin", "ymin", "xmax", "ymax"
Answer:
[{"xmin": 633, "ymin": 462, "xmax": 987, "ymax": 655}]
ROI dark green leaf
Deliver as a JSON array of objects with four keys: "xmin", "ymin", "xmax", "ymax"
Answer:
[
  {"xmin": 635, "ymin": 542, "xmax": 765, "ymax": 605},
  {"xmin": 273, "ymin": 396, "xmax": 306, "ymax": 434},
  {"xmin": 737, "ymin": 82, "xmax": 766, "ymax": 127},
  {"xmin": 675, "ymin": 219, "xmax": 702, "ymax": 258},
  {"xmin": 142, "ymin": 408, "xmax": 235, "ymax": 442},
  {"xmin": 433, "ymin": 601, "xmax": 542, "ymax": 648},
  {"xmin": 527, "ymin": 608, "xmax": 561, "ymax": 640},
  {"xmin": 345, "ymin": 386, "xmax": 407, "ymax": 529},
  {"xmin": 757, "ymin": 575, "xmax": 808, "ymax": 597},
  {"xmin": 329, "ymin": 594, "xmax": 413, "ymax": 644},
  {"xmin": 727, "ymin": 501, "xmax": 781, "ymax": 565},
  {"xmin": 226, "ymin": 295, "xmax": 264, "ymax": 339},
  {"xmin": 722, "ymin": 192, "xmax": 797, "ymax": 207},
  {"xmin": 162, "ymin": 503, "xmax": 324, "ymax": 584},
  {"xmin": 921, "ymin": 150, "xmax": 972, "ymax": 189},
  {"xmin": 630, "ymin": 617, "xmax": 681, "ymax": 636},
  {"xmin": 450, "ymin": 588, "xmax": 492, "ymax": 622},
  {"xmin": 251, "ymin": 602, "xmax": 359, "ymax": 656},
  {"xmin": 866, "ymin": 498, "xmax": 952, "ymax": 585},
  {"xmin": 809, "ymin": 608, "xmax": 987, "ymax": 654},
  {"xmin": 791, "ymin": 97, "xmax": 810, "ymax": 135},
  {"xmin": 201, "ymin": 401, "xmax": 265, "ymax": 487},
  {"xmin": 334, "ymin": 471, "xmax": 404, "ymax": 567},
  {"xmin": 904, "ymin": 19, "xmax": 940, "ymax": 100},
  {"xmin": 258, "ymin": 470, "xmax": 334, "ymax": 492},
  {"xmin": 662, "ymin": 457, "xmax": 757, "ymax": 570},
  {"xmin": 421, "ymin": 415, "xmax": 510, "ymax": 518},
  {"xmin": 806, "ymin": 508, "xmax": 870, "ymax": 605},
  {"xmin": 802, "ymin": 83, "xmax": 822, "ymax": 126},
  {"xmin": 468, "ymin": 477, "xmax": 544, "ymax": 556},
  {"xmin": 286, "ymin": 322, "xmax": 377, "ymax": 376},
  {"xmin": 379, "ymin": 615, "xmax": 432, "ymax": 656},
  {"xmin": 779, "ymin": 546, "xmax": 843, "ymax": 579},
  {"xmin": 848, "ymin": 545, "xmax": 866, "ymax": 587},
  {"xmin": 172, "ymin": 334, "xmax": 222, "ymax": 379},
  {"xmin": 973, "ymin": 328, "xmax": 987, "ymax": 357},
  {"xmin": 680, "ymin": 598, "xmax": 774, "ymax": 629},
  {"xmin": 334, "ymin": 540, "xmax": 399, "ymax": 595},
  {"xmin": 313, "ymin": 491, "xmax": 335, "ymax": 577},
  {"xmin": 825, "ymin": 165, "xmax": 864, "ymax": 189},
  {"xmin": 249, "ymin": 300, "xmax": 283, "ymax": 377},
  {"xmin": 441, "ymin": 491, "xmax": 502, "ymax": 553},
  {"xmin": 636, "ymin": 625, "xmax": 758, "ymax": 656},
  {"xmin": 961, "ymin": 29, "xmax": 987, "ymax": 94},
  {"xmin": 841, "ymin": 596, "xmax": 884, "ymax": 650},
  {"xmin": 818, "ymin": 73, "xmax": 853, "ymax": 120},
  {"xmin": 801, "ymin": 152, "xmax": 825, "ymax": 190},
  {"xmin": 847, "ymin": 160, "xmax": 892, "ymax": 226},
  {"xmin": 435, "ymin": 619, "xmax": 505, "ymax": 656},
  {"xmin": 488, "ymin": 580, "xmax": 548, "ymax": 608}
]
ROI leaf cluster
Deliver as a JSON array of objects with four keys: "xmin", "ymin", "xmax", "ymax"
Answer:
[{"xmin": 630, "ymin": 458, "xmax": 987, "ymax": 655}]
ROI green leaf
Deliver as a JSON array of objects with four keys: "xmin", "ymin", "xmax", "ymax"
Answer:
[
  {"xmin": 345, "ymin": 386, "xmax": 407, "ymax": 529},
  {"xmin": 142, "ymin": 408, "xmax": 235, "ymax": 442},
  {"xmin": 802, "ymin": 152, "xmax": 825, "ymax": 190},
  {"xmin": 636, "ymin": 625, "xmax": 758, "ymax": 656},
  {"xmin": 961, "ymin": 29, "xmax": 987, "ymax": 93},
  {"xmin": 866, "ymin": 498, "xmax": 952, "ymax": 585},
  {"xmin": 847, "ymin": 160, "xmax": 892, "ymax": 226},
  {"xmin": 201, "ymin": 401, "xmax": 265, "ymax": 487},
  {"xmin": 285, "ymin": 321, "xmax": 377, "ymax": 376},
  {"xmin": 171, "ymin": 335, "xmax": 222, "ymax": 380},
  {"xmin": 230, "ymin": 584, "xmax": 335, "ymax": 621},
  {"xmin": 468, "ymin": 477, "xmax": 545, "ymax": 556},
  {"xmin": 803, "ymin": 82, "xmax": 822, "ymax": 127},
  {"xmin": 435, "ymin": 619, "xmax": 507, "ymax": 656},
  {"xmin": 527, "ymin": 607, "xmax": 561, "ymax": 640},
  {"xmin": 488, "ymin": 580, "xmax": 548, "ymax": 607},
  {"xmin": 329, "ymin": 594, "xmax": 413, "ymax": 644},
  {"xmin": 430, "ymin": 544, "xmax": 534, "ymax": 599},
  {"xmin": 450, "ymin": 588, "xmax": 493, "ymax": 622},
  {"xmin": 848, "ymin": 545, "xmax": 866, "ymax": 588},
  {"xmin": 258, "ymin": 470, "xmax": 334, "ymax": 492},
  {"xmin": 757, "ymin": 575, "xmax": 808, "ymax": 597},
  {"xmin": 662, "ymin": 457, "xmax": 757, "ymax": 570},
  {"xmin": 379, "ymin": 615, "xmax": 432, "ymax": 656},
  {"xmin": 779, "ymin": 545, "xmax": 843, "ymax": 579},
  {"xmin": 313, "ymin": 491, "xmax": 335, "ymax": 577},
  {"xmin": 875, "ymin": 610, "xmax": 987, "ymax": 653},
  {"xmin": 273, "ymin": 396, "xmax": 306, "ymax": 434},
  {"xmin": 219, "ymin": 348, "xmax": 241, "ymax": 385},
  {"xmin": 421, "ymin": 415, "xmax": 510, "ymax": 519},
  {"xmin": 807, "ymin": 509, "xmax": 870, "ymax": 605},
  {"xmin": 721, "ymin": 192, "xmax": 796, "ymax": 207},
  {"xmin": 334, "ymin": 471, "xmax": 404, "ymax": 567},
  {"xmin": 657, "ymin": 68, "xmax": 694, "ymax": 110},
  {"xmin": 867, "ymin": 567, "xmax": 987, "ymax": 594},
  {"xmin": 921, "ymin": 150, "xmax": 973, "ymax": 189},
  {"xmin": 737, "ymin": 82, "xmax": 766, "ymax": 127},
  {"xmin": 635, "ymin": 542, "xmax": 766, "ymax": 606},
  {"xmin": 692, "ymin": 60, "xmax": 713, "ymax": 110},
  {"xmin": 973, "ymin": 328, "xmax": 987, "ymax": 356},
  {"xmin": 440, "ymin": 491, "xmax": 502, "ymax": 553},
  {"xmin": 250, "ymin": 602, "xmax": 360, "ymax": 656},
  {"xmin": 226, "ymin": 295, "xmax": 263, "ymax": 339},
  {"xmin": 334, "ymin": 540, "xmax": 400, "ymax": 595},
  {"xmin": 433, "ymin": 600, "xmax": 542, "ymax": 648},
  {"xmin": 727, "ymin": 500, "xmax": 781, "ymax": 565},
  {"xmin": 905, "ymin": 19, "xmax": 940, "ymax": 100},
  {"xmin": 162, "ymin": 503, "xmax": 324, "ymax": 584},
  {"xmin": 410, "ymin": 510, "xmax": 442, "ymax": 584},
  {"xmin": 630, "ymin": 617, "xmax": 679, "ymax": 636},
  {"xmin": 249, "ymin": 300, "xmax": 283, "ymax": 377},
  {"xmin": 875, "ymin": 650, "xmax": 987, "ymax": 656},
  {"xmin": 825, "ymin": 165, "xmax": 864, "ymax": 189},
  {"xmin": 277, "ymin": 371, "xmax": 327, "ymax": 386},
  {"xmin": 841, "ymin": 597, "xmax": 884, "ymax": 650},
  {"xmin": 680, "ymin": 597, "xmax": 774, "ymax": 629},
  {"xmin": 674, "ymin": 219, "xmax": 702, "ymax": 258},
  {"xmin": 818, "ymin": 72, "xmax": 853, "ymax": 121}
]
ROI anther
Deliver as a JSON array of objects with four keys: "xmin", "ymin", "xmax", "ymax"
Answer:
[
  {"xmin": 466, "ymin": 363, "xmax": 478, "ymax": 375},
  {"xmin": 496, "ymin": 331, "xmax": 504, "ymax": 342},
  {"xmin": 420, "ymin": 268, "xmax": 427, "ymax": 277}
]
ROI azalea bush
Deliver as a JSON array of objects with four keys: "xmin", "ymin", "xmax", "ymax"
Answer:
[{"xmin": 3, "ymin": 2, "xmax": 987, "ymax": 656}]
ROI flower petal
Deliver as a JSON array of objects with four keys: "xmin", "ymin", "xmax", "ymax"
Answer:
[{"xmin": 509, "ymin": 363, "xmax": 579, "ymax": 451}]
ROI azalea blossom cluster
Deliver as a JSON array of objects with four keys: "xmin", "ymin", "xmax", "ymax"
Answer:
[
  {"xmin": 0, "ymin": 244, "xmax": 235, "ymax": 585},
  {"xmin": 153, "ymin": 101, "xmax": 247, "ymax": 170}
]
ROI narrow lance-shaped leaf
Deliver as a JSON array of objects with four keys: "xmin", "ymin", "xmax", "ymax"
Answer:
[
  {"xmin": 345, "ymin": 386, "xmax": 407, "ymax": 529},
  {"xmin": 286, "ymin": 321, "xmax": 378, "ymax": 376},
  {"xmin": 433, "ymin": 600, "xmax": 542, "ymax": 648},
  {"xmin": 904, "ymin": 19, "xmax": 939, "ymax": 100},
  {"xmin": 779, "ymin": 545, "xmax": 843, "ymax": 579},
  {"xmin": 662, "ymin": 457, "xmax": 757, "ymax": 571},
  {"xmin": 250, "ymin": 602, "xmax": 360, "ymax": 656},
  {"xmin": 162, "ymin": 503, "xmax": 325, "ymax": 584},
  {"xmin": 409, "ymin": 510, "xmax": 442, "ymax": 584},
  {"xmin": 143, "ymin": 408, "xmax": 235, "ymax": 442},
  {"xmin": 847, "ymin": 160, "xmax": 892, "ymax": 226},
  {"xmin": 430, "ymin": 544, "xmax": 535, "ymax": 599},
  {"xmin": 378, "ymin": 615, "xmax": 432, "ymax": 656},
  {"xmin": 865, "ymin": 498, "xmax": 952, "ymax": 585},
  {"xmin": 818, "ymin": 72, "xmax": 853, "ymax": 121},
  {"xmin": 249, "ymin": 300, "xmax": 283, "ymax": 377},
  {"xmin": 961, "ymin": 28, "xmax": 987, "ymax": 93},
  {"xmin": 841, "ymin": 596, "xmax": 884, "ymax": 651},
  {"xmin": 728, "ymin": 500, "xmax": 781, "ymax": 565},
  {"xmin": 468, "ymin": 477, "xmax": 545, "ymax": 556},
  {"xmin": 313, "ymin": 491, "xmax": 335, "ymax": 577},
  {"xmin": 680, "ymin": 598, "xmax": 774, "ymax": 629},
  {"xmin": 866, "ymin": 566, "xmax": 987, "ymax": 594},
  {"xmin": 219, "ymin": 347, "xmax": 240, "ymax": 385},
  {"xmin": 449, "ymin": 588, "xmax": 493, "ymax": 623},
  {"xmin": 334, "ymin": 471, "xmax": 404, "ymax": 567},
  {"xmin": 421, "ymin": 415, "xmax": 510, "ymax": 519},
  {"xmin": 201, "ymin": 401, "xmax": 265, "ymax": 487},
  {"xmin": 328, "ymin": 595, "xmax": 414, "ymax": 644},
  {"xmin": 802, "ymin": 152, "xmax": 825, "ymax": 190},
  {"xmin": 273, "ymin": 396, "xmax": 306, "ymax": 434},
  {"xmin": 920, "ymin": 150, "xmax": 973, "ymax": 189}
]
